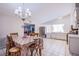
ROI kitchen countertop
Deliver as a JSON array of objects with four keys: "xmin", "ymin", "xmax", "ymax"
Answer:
[{"xmin": 68, "ymin": 34, "xmax": 79, "ymax": 38}]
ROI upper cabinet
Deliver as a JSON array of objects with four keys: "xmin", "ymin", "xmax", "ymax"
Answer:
[{"xmin": 76, "ymin": 3, "xmax": 79, "ymax": 24}]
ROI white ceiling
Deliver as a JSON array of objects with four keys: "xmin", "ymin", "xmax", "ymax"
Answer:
[{"xmin": 0, "ymin": 3, "xmax": 75, "ymax": 24}]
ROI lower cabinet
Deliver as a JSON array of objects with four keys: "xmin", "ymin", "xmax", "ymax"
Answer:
[
  {"xmin": 68, "ymin": 34, "xmax": 79, "ymax": 55},
  {"xmin": 46, "ymin": 33, "xmax": 67, "ymax": 40}
]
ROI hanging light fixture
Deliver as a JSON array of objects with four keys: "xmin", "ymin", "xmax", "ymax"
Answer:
[{"xmin": 14, "ymin": 3, "xmax": 31, "ymax": 22}]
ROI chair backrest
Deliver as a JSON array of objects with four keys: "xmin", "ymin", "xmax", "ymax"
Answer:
[
  {"xmin": 34, "ymin": 38, "xmax": 43, "ymax": 49},
  {"xmin": 34, "ymin": 39, "xmax": 40, "ymax": 45},
  {"xmin": 10, "ymin": 33, "xmax": 18, "ymax": 36},
  {"xmin": 7, "ymin": 35, "xmax": 15, "ymax": 48},
  {"xmin": 29, "ymin": 32, "xmax": 38, "ymax": 37},
  {"xmin": 29, "ymin": 32, "xmax": 35, "ymax": 36},
  {"xmin": 10, "ymin": 33, "xmax": 18, "ymax": 40}
]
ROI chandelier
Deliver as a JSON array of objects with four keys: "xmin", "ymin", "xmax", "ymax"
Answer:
[{"xmin": 14, "ymin": 3, "xmax": 31, "ymax": 22}]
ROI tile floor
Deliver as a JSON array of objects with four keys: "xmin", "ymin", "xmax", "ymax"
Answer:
[
  {"xmin": 42, "ymin": 38, "xmax": 70, "ymax": 56},
  {"xmin": 0, "ymin": 38, "xmax": 71, "ymax": 56}
]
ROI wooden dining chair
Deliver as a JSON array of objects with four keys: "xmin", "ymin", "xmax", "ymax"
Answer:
[
  {"xmin": 34, "ymin": 38, "xmax": 43, "ymax": 56},
  {"xmin": 28, "ymin": 43, "xmax": 36, "ymax": 56},
  {"xmin": 27, "ymin": 38, "xmax": 43, "ymax": 56},
  {"xmin": 6, "ymin": 35, "xmax": 21, "ymax": 56},
  {"xmin": 6, "ymin": 35, "xmax": 15, "ymax": 56}
]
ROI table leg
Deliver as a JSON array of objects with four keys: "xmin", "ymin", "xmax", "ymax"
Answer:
[{"xmin": 39, "ymin": 49, "xmax": 42, "ymax": 56}]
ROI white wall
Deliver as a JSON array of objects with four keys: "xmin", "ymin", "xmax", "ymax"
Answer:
[
  {"xmin": 42, "ymin": 14, "xmax": 76, "ymax": 33},
  {"xmin": 0, "ymin": 3, "xmax": 75, "ymax": 39},
  {"xmin": 38, "ymin": 14, "xmax": 76, "ymax": 40},
  {"xmin": 0, "ymin": 15, "xmax": 24, "ymax": 38},
  {"xmin": 34, "ymin": 15, "xmax": 76, "ymax": 35},
  {"xmin": 34, "ymin": 3, "xmax": 75, "ymax": 33}
]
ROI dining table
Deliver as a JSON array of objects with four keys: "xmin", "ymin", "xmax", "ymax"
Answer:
[{"xmin": 12, "ymin": 35, "xmax": 41, "ymax": 56}]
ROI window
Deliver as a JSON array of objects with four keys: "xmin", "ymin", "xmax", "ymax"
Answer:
[
  {"xmin": 46, "ymin": 25, "xmax": 52, "ymax": 33},
  {"xmin": 52, "ymin": 24, "xmax": 64, "ymax": 32},
  {"xmin": 45, "ymin": 24, "xmax": 64, "ymax": 33}
]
